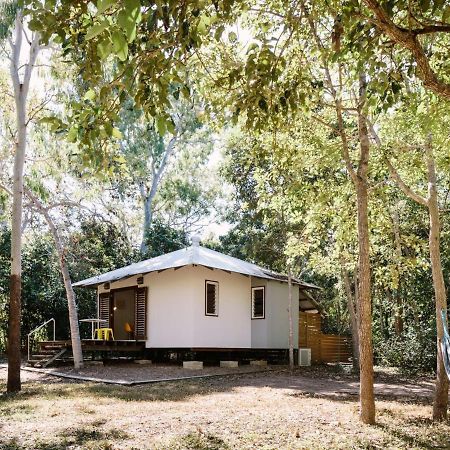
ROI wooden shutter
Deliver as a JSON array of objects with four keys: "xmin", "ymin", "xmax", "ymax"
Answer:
[
  {"xmin": 205, "ymin": 281, "xmax": 218, "ymax": 316},
  {"xmin": 135, "ymin": 287, "xmax": 147, "ymax": 340},
  {"xmin": 98, "ymin": 292, "xmax": 111, "ymax": 328}
]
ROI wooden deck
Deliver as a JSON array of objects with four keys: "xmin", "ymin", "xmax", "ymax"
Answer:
[
  {"xmin": 39, "ymin": 339, "xmax": 146, "ymax": 353},
  {"xmin": 81, "ymin": 339, "xmax": 146, "ymax": 352}
]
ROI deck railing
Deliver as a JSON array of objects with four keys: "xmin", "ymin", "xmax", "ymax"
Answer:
[{"xmin": 27, "ymin": 318, "xmax": 55, "ymax": 361}]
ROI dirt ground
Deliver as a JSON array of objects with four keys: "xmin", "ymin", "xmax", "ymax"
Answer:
[
  {"xmin": 1, "ymin": 365, "xmax": 450, "ymax": 450},
  {"xmin": 43, "ymin": 361, "xmax": 270, "ymax": 383}
]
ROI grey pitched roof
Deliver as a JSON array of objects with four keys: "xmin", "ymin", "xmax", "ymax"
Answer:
[{"xmin": 73, "ymin": 244, "xmax": 320, "ymax": 290}]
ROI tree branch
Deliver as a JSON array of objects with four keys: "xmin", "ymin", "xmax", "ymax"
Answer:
[
  {"xmin": 384, "ymin": 157, "xmax": 428, "ymax": 207},
  {"xmin": 363, "ymin": 0, "xmax": 450, "ymax": 100}
]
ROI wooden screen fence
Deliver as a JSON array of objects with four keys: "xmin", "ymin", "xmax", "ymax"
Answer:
[{"xmin": 299, "ymin": 312, "xmax": 352, "ymax": 364}]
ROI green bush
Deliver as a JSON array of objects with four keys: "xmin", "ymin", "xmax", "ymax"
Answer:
[{"xmin": 376, "ymin": 326, "xmax": 436, "ymax": 374}]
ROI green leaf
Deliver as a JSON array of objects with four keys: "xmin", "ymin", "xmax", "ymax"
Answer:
[
  {"xmin": 67, "ymin": 126, "xmax": 78, "ymax": 143},
  {"xmin": 112, "ymin": 127, "xmax": 123, "ymax": 139},
  {"xmin": 443, "ymin": 5, "xmax": 450, "ymax": 22},
  {"xmin": 97, "ymin": 37, "xmax": 113, "ymax": 59},
  {"xmin": 84, "ymin": 89, "xmax": 96, "ymax": 101},
  {"xmin": 166, "ymin": 119, "xmax": 175, "ymax": 134},
  {"xmin": 156, "ymin": 116, "xmax": 166, "ymax": 135},
  {"xmin": 97, "ymin": 0, "xmax": 116, "ymax": 15},
  {"xmin": 111, "ymin": 30, "xmax": 128, "ymax": 61},
  {"xmin": 85, "ymin": 21, "xmax": 109, "ymax": 40},
  {"xmin": 197, "ymin": 14, "xmax": 211, "ymax": 35},
  {"xmin": 228, "ymin": 31, "xmax": 237, "ymax": 43},
  {"xmin": 117, "ymin": 0, "xmax": 141, "ymax": 42}
]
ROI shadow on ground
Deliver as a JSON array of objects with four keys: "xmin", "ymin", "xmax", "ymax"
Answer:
[{"xmin": 0, "ymin": 366, "xmax": 437, "ymax": 405}]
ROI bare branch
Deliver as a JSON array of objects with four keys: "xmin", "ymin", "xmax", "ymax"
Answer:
[{"xmin": 385, "ymin": 157, "xmax": 428, "ymax": 206}]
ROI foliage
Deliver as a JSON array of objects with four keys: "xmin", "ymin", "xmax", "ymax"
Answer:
[
  {"xmin": 376, "ymin": 327, "xmax": 436, "ymax": 375},
  {"xmin": 141, "ymin": 220, "xmax": 188, "ymax": 259},
  {"xmin": 0, "ymin": 219, "xmax": 136, "ymax": 350},
  {"xmin": 27, "ymin": 0, "xmax": 237, "ymax": 158}
]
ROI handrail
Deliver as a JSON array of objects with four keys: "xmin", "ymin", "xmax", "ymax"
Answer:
[{"xmin": 27, "ymin": 318, "xmax": 55, "ymax": 362}]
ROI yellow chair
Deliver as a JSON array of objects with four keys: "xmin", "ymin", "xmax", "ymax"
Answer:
[{"xmin": 95, "ymin": 327, "xmax": 114, "ymax": 340}]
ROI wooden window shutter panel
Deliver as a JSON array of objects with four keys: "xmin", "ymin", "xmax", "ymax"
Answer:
[
  {"xmin": 98, "ymin": 292, "xmax": 111, "ymax": 328},
  {"xmin": 135, "ymin": 287, "xmax": 147, "ymax": 340}
]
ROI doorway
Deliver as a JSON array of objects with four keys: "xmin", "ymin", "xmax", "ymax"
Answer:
[{"xmin": 112, "ymin": 288, "xmax": 135, "ymax": 340}]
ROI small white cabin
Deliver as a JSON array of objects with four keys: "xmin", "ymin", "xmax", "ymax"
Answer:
[{"xmin": 73, "ymin": 238, "xmax": 320, "ymax": 351}]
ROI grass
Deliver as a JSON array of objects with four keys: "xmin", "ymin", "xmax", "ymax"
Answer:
[{"xmin": 1, "ymin": 368, "xmax": 450, "ymax": 449}]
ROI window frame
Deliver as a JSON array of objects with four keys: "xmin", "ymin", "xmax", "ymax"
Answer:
[
  {"xmin": 251, "ymin": 286, "xmax": 265, "ymax": 319},
  {"xmin": 205, "ymin": 280, "xmax": 219, "ymax": 317}
]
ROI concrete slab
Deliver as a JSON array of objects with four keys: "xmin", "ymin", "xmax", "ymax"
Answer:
[
  {"xmin": 85, "ymin": 361, "xmax": 104, "ymax": 367},
  {"xmin": 250, "ymin": 360, "xmax": 268, "ymax": 367},
  {"xmin": 220, "ymin": 360, "xmax": 239, "ymax": 368},
  {"xmin": 183, "ymin": 361, "xmax": 203, "ymax": 370}
]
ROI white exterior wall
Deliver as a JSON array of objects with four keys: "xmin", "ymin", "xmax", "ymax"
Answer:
[
  {"xmin": 190, "ymin": 266, "xmax": 252, "ymax": 348},
  {"xmin": 251, "ymin": 278, "xmax": 269, "ymax": 347},
  {"xmin": 96, "ymin": 267, "xmax": 297, "ymax": 349},
  {"xmin": 250, "ymin": 278, "xmax": 299, "ymax": 349},
  {"xmin": 97, "ymin": 265, "xmax": 252, "ymax": 348}
]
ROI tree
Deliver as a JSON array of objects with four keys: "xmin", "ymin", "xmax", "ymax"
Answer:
[
  {"xmin": 2, "ymin": 4, "xmax": 40, "ymax": 393},
  {"xmin": 117, "ymin": 96, "xmax": 208, "ymax": 253},
  {"xmin": 371, "ymin": 97, "xmax": 450, "ymax": 420},
  {"xmin": 24, "ymin": 188, "xmax": 84, "ymax": 369},
  {"xmin": 205, "ymin": 1, "xmax": 377, "ymax": 422},
  {"xmin": 360, "ymin": 0, "xmax": 450, "ymax": 100},
  {"xmin": 28, "ymin": 0, "xmax": 236, "ymax": 151}
]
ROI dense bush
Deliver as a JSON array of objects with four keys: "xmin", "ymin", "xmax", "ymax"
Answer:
[{"xmin": 375, "ymin": 326, "xmax": 436, "ymax": 374}]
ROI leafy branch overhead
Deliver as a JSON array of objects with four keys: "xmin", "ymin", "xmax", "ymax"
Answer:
[{"xmin": 27, "ymin": 0, "xmax": 236, "ymax": 155}]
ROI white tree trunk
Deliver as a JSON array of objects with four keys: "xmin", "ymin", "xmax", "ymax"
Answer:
[
  {"xmin": 25, "ymin": 189, "xmax": 84, "ymax": 369},
  {"xmin": 7, "ymin": 14, "xmax": 39, "ymax": 393},
  {"xmin": 140, "ymin": 136, "xmax": 177, "ymax": 254}
]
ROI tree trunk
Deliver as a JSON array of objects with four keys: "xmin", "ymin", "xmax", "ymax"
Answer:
[
  {"xmin": 43, "ymin": 212, "xmax": 84, "ymax": 369},
  {"xmin": 140, "ymin": 136, "xmax": 177, "ymax": 254},
  {"xmin": 340, "ymin": 258, "xmax": 360, "ymax": 372},
  {"xmin": 7, "ymin": 98, "xmax": 25, "ymax": 392},
  {"xmin": 288, "ymin": 269, "xmax": 294, "ymax": 370},
  {"xmin": 426, "ymin": 138, "xmax": 449, "ymax": 421},
  {"xmin": 24, "ymin": 189, "xmax": 84, "ymax": 369},
  {"xmin": 140, "ymin": 193, "xmax": 153, "ymax": 254},
  {"xmin": 356, "ymin": 74, "xmax": 375, "ymax": 424},
  {"xmin": 7, "ymin": 15, "xmax": 39, "ymax": 393},
  {"xmin": 391, "ymin": 205, "xmax": 404, "ymax": 335}
]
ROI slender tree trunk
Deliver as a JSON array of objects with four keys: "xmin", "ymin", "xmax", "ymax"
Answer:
[
  {"xmin": 7, "ymin": 15, "xmax": 39, "ymax": 393},
  {"xmin": 288, "ymin": 269, "xmax": 294, "ymax": 370},
  {"xmin": 425, "ymin": 138, "xmax": 449, "ymax": 421},
  {"xmin": 356, "ymin": 74, "xmax": 375, "ymax": 424},
  {"xmin": 25, "ymin": 190, "xmax": 84, "ymax": 369},
  {"xmin": 391, "ymin": 205, "xmax": 404, "ymax": 335},
  {"xmin": 340, "ymin": 258, "xmax": 360, "ymax": 372},
  {"xmin": 140, "ymin": 193, "xmax": 153, "ymax": 254},
  {"xmin": 382, "ymin": 126, "xmax": 448, "ymax": 422},
  {"xmin": 46, "ymin": 217, "xmax": 84, "ymax": 369},
  {"xmin": 140, "ymin": 136, "xmax": 177, "ymax": 254}
]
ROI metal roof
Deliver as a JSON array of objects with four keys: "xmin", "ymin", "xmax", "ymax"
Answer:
[{"xmin": 72, "ymin": 242, "xmax": 321, "ymax": 290}]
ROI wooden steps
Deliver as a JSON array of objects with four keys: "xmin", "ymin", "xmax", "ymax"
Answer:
[
  {"xmin": 28, "ymin": 339, "xmax": 146, "ymax": 367},
  {"xmin": 28, "ymin": 341, "xmax": 70, "ymax": 367}
]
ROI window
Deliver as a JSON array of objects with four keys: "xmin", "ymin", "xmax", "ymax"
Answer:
[
  {"xmin": 252, "ymin": 287, "xmax": 265, "ymax": 319},
  {"xmin": 205, "ymin": 281, "xmax": 219, "ymax": 316}
]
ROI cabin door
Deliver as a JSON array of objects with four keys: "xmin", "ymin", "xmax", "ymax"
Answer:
[{"xmin": 112, "ymin": 288, "xmax": 136, "ymax": 340}]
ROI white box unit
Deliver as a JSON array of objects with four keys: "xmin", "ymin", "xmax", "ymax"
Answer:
[{"xmin": 298, "ymin": 348, "xmax": 311, "ymax": 366}]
